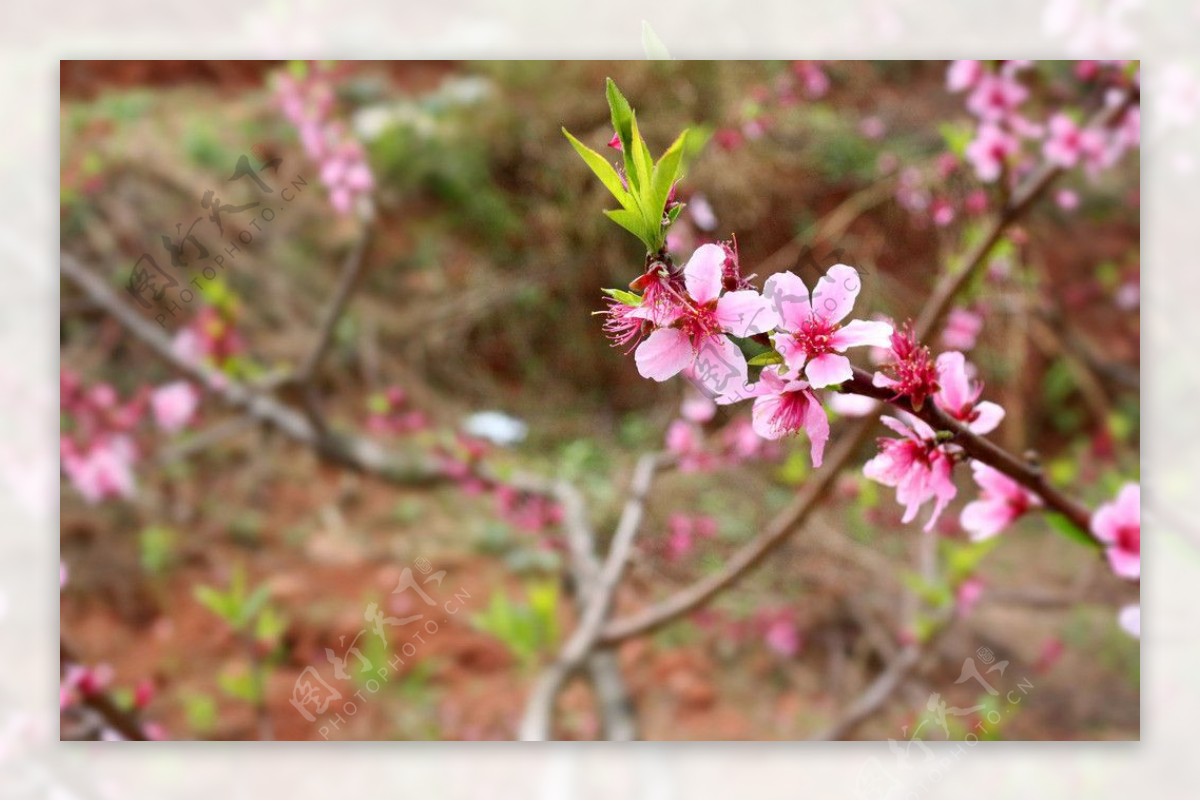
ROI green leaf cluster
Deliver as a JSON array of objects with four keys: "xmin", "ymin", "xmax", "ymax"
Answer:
[{"xmin": 563, "ymin": 78, "xmax": 707, "ymax": 253}]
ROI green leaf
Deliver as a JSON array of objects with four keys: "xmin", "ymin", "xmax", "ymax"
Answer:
[
  {"xmin": 562, "ymin": 127, "xmax": 631, "ymax": 204},
  {"xmin": 602, "ymin": 287, "xmax": 644, "ymax": 306},
  {"xmin": 255, "ymin": 606, "xmax": 286, "ymax": 644},
  {"xmin": 1043, "ymin": 511, "xmax": 1097, "ymax": 548},
  {"xmin": 605, "ymin": 78, "xmax": 635, "ymax": 164},
  {"xmin": 195, "ymin": 586, "xmax": 235, "ymax": 624},
  {"xmin": 630, "ymin": 116, "xmax": 656, "ymax": 193},
  {"xmin": 938, "ymin": 121, "xmax": 974, "ymax": 160},
  {"xmin": 641, "ymin": 20, "xmax": 671, "ymax": 59},
  {"xmin": 604, "ymin": 208, "xmax": 654, "ymax": 246},
  {"xmin": 747, "ymin": 350, "xmax": 784, "ymax": 367},
  {"xmin": 649, "ymin": 129, "xmax": 687, "ymax": 226},
  {"xmin": 240, "ymin": 585, "xmax": 272, "ymax": 628},
  {"xmin": 218, "ymin": 666, "xmax": 260, "ymax": 703}
]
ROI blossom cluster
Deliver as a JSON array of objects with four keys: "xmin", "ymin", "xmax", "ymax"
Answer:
[
  {"xmin": 949, "ymin": 60, "xmax": 1139, "ymax": 184},
  {"xmin": 274, "ymin": 62, "xmax": 375, "ymax": 216},
  {"xmin": 664, "ymin": 390, "xmax": 781, "ymax": 473},
  {"xmin": 60, "ymin": 567, "xmax": 163, "ymax": 739},
  {"xmin": 435, "ymin": 435, "xmax": 562, "ymax": 535},
  {"xmin": 61, "ymin": 371, "xmax": 200, "ymax": 505},
  {"xmin": 713, "ymin": 61, "xmax": 829, "ymax": 151}
]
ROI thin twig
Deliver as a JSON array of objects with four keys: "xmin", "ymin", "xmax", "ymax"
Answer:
[{"xmin": 292, "ymin": 226, "xmax": 375, "ymax": 434}]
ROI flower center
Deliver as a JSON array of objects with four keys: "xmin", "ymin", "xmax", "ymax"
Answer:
[
  {"xmin": 1115, "ymin": 524, "xmax": 1140, "ymax": 554},
  {"xmin": 681, "ymin": 303, "xmax": 723, "ymax": 345},
  {"xmin": 794, "ymin": 316, "xmax": 836, "ymax": 356}
]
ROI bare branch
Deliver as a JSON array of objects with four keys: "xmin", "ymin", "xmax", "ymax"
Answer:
[
  {"xmin": 61, "ymin": 251, "xmax": 445, "ymax": 486},
  {"xmin": 520, "ymin": 453, "xmax": 664, "ymax": 741}
]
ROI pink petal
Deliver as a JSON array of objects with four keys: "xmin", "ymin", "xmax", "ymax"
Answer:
[
  {"xmin": 1116, "ymin": 484, "xmax": 1140, "ymax": 524},
  {"xmin": 935, "ymin": 351, "xmax": 972, "ymax": 412},
  {"xmin": 690, "ymin": 334, "xmax": 749, "ymax": 399},
  {"xmin": 804, "ymin": 353, "xmax": 852, "ymax": 389},
  {"xmin": 880, "ymin": 415, "xmax": 917, "ymax": 440},
  {"xmin": 634, "ymin": 328, "xmax": 693, "ymax": 382},
  {"xmin": 968, "ymin": 401, "xmax": 1006, "ymax": 435},
  {"xmin": 803, "ymin": 390, "xmax": 830, "ymax": 467},
  {"xmin": 715, "ymin": 290, "xmax": 779, "ymax": 337},
  {"xmin": 762, "ymin": 271, "xmax": 812, "ymax": 330},
  {"xmin": 808, "ymin": 264, "xmax": 863, "ymax": 325},
  {"xmin": 683, "ymin": 243, "xmax": 726, "ymax": 305},
  {"xmin": 751, "ymin": 395, "xmax": 786, "ymax": 441},
  {"xmin": 1107, "ymin": 547, "xmax": 1140, "ymax": 580},
  {"xmin": 1118, "ymin": 605, "xmax": 1140, "ymax": 639},
  {"xmin": 774, "ymin": 332, "xmax": 808, "ymax": 375},
  {"xmin": 831, "ymin": 319, "xmax": 893, "ymax": 351},
  {"xmin": 961, "ymin": 498, "xmax": 1010, "ymax": 541}
]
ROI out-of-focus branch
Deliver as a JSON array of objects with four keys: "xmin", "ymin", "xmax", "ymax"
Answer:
[
  {"xmin": 60, "ymin": 639, "xmax": 148, "ymax": 742},
  {"xmin": 547, "ymin": 478, "xmax": 637, "ymax": 741},
  {"xmin": 291, "ymin": 226, "xmax": 375, "ymax": 434},
  {"xmin": 520, "ymin": 453, "xmax": 664, "ymax": 741},
  {"xmin": 61, "ymin": 251, "xmax": 445, "ymax": 486}
]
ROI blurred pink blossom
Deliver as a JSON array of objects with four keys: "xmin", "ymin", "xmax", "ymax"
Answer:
[
  {"xmin": 1091, "ymin": 483, "xmax": 1140, "ymax": 580},
  {"xmin": 960, "ymin": 461, "xmax": 1042, "ymax": 541},
  {"xmin": 150, "ymin": 381, "xmax": 199, "ymax": 433}
]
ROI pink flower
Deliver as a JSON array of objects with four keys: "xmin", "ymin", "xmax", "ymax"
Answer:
[
  {"xmin": 863, "ymin": 414, "xmax": 957, "ymax": 531},
  {"xmin": 966, "ymin": 73, "xmax": 1029, "ymax": 122},
  {"xmin": 1042, "ymin": 113, "xmax": 1107, "ymax": 169},
  {"xmin": 634, "ymin": 244, "xmax": 779, "ymax": 396},
  {"xmin": 859, "ymin": 115, "xmax": 886, "ymax": 139},
  {"xmin": 941, "ymin": 307, "xmax": 983, "ymax": 351},
  {"xmin": 872, "ymin": 322, "xmax": 940, "ymax": 410},
  {"xmin": 687, "ymin": 193, "xmax": 718, "ymax": 232},
  {"xmin": 947, "ymin": 60, "xmax": 983, "ymax": 93},
  {"xmin": 956, "ymin": 577, "xmax": 985, "ymax": 618},
  {"xmin": 663, "ymin": 514, "xmax": 717, "ymax": 561},
  {"xmin": 1091, "ymin": 483, "xmax": 1139, "ymax": 580},
  {"xmin": 931, "ymin": 197, "xmax": 955, "ymax": 227},
  {"xmin": 960, "ymin": 461, "xmax": 1042, "ymax": 541},
  {"xmin": 763, "ymin": 617, "xmax": 801, "ymax": 657},
  {"xmin": 828, "ymin": 392, "xmax": 879, "ymax": 418},
  {"xmin": 150, "ymin": 381, "xmax": 199, "ymax": 433},
  {"xmin": 765, "ymin": 264, "xmax": 893, "ymax": 389},
  {"xmin": 746, "ymin": 368, "xmax": 830, "ymax": 467},
  {"xmin": 63, "ymin": 436, "xmax": 137, "ymax": 505},
  {"xmin": 1055, "ymin": 188, "xmax": 1080, "ymax": 211},
  {"xmin": 933, "ymin": 352, "xmax": 1005, "ymax": 435},
  {"xmin": 1118, "ymin": 604, "xmax": 1140, "ymax": 639},
  {"xmin": 681, "ymin": 392, "xmax": 717, "ymax": 424},
  {"xmin": 965, "ymin": 123, "xmax": 1018, "ymax": 182}
]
